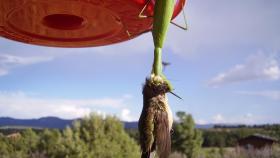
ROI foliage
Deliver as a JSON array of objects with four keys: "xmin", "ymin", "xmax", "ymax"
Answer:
[
  {"xmin": 1, "ymin": 112, "xmax": 280, "ymax": 158},
  {"xmin": 170, "ymin": 146, "xmax": 280, "ymax": 158},
  {"xmin": 172, "ymin": 112, "xmax": 203, "ymax": 158},
  {"xmin": 199, "ymin": 146, "xmax": 280, "ymax": 158},
  {"xmin": 202, "ymin": 126, "xmax": 279, "ymax": 147},
  {"xmin": 125, "ymin": 128, "xmax": 140, "ymax": 144},
  {"xmin": 0, "ymin": 114, "xmax": 140, "ymax": 158}
]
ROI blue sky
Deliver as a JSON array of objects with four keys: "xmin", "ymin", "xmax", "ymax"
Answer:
[{"xmin": 0, "ymin": 0, "xmax": 279, "ymax": 124}]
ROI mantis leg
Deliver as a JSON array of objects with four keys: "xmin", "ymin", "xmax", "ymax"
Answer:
[
  {"xmin": 139, "ymin": 0, "xmax": 187, "ymax": 31},
  {"xmin": 138, "ymin": 0, "xmax": 153, "ymax": 18},
  {"xmin": 171, "ymin": 3, "xmax": 188, "ymax": 30}
]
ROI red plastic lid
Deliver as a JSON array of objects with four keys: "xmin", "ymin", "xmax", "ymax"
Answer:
[{"xmin": 0, "ymin": 0, "xmax": 186, "ymax": 47}]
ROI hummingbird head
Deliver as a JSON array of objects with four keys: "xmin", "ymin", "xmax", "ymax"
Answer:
[{"xmin": 142, "ymin": 78, "xmax": 169, "ymax": 99}]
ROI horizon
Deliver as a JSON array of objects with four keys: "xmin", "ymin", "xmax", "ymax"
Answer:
[
  {"xmin": 1, "ymin": 115, "xmax": 280, "ymax": 126},
  {"xmin": 1, "ymin": 0, "xmax": 280, "ymax": 125}
]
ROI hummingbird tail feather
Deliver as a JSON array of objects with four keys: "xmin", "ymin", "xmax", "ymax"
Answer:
[{"xmin": 155, "ymin": 110, "xmax": 171, "ymax": 158}]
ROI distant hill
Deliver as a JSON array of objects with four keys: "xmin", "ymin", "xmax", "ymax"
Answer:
[
  {"xmin": 122, "ymin": 121, "xmax": 214, "ymax": 129},
  {"xmin": 123, "ymin": 121, "xmax": 138, "ymax": 129},
  {"xmin": 0, "ymin": 117, "xmax": 214, "ymax": 129},
  {"xmin": 196, "ymin": 124, "xmax": 215, "ymax": 129},
  {"xmin": 0, "ymin": 117, "xmax": 74, "ymax": 129}
]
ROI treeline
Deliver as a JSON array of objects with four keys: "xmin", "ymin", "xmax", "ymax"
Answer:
[
  {"xmin": 0, "ymin": 114, "xmax": 140, "ymax": 158},
  {"xmin": 202, "ymin": 128, "xmax": 256, "ymax": 147},
  {"xmin": 0, "ymin": 127, "xmax": 43, "ymax": 136},
  {"xmin": 1, "ymin": 112, "xmax": 280, "ymax": 158},
  {"xmin": 214, "ymin": 124, "xmax": 280, "ymax": 129},
  {"xmin": 203, "ymin": 125, "xmax": 280, "ymax": 147},
  {"xmin": 127, "ymin": 121, "xmax": 280, "ymax": 149},
  {"xmin": 0, "ymin": 112, "xmax": 203, "ymax": 158}
]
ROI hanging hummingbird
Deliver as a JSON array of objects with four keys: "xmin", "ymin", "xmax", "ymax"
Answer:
[
  {"xmin": 138, "ymin": 0, "xmax": 187, "ymax": 156},
  {"xmin": 139, "ymin": 78, "xmax": 173, "ymax": 158},
  {"xmin": 137, "ymin": 0, "xmax": 186, "ymax": 157}
]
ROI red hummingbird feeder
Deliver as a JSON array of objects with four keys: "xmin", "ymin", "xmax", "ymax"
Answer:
[{"xmin": 0, "ymin": 0, "xmax": 186, "ymax": 47}]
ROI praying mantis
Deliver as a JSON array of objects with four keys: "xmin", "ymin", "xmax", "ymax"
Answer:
[{"xmin": 138, "ymin": 0, "xmax": 187, "ymax": 158}]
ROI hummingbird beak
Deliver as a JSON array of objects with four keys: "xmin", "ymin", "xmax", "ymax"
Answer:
[{"xmin": 169, "ymin": 91, "xmax": 183, "ymax": 100}]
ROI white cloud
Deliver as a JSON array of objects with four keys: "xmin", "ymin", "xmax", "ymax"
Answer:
[
  {"xmin": 263, "ymin": 66, "xmax": 280, "ymax": 80},
  {"xmin": 196, "ymin": 113, "xmax": 260, "ymax": 125},
  {"xmin": 120, "ymin": 108, "xmax": 134, "ymax": 122},
  {"xmin": 208, "ymin": 53, "xmax": 280, "ymax": 87},
  {"xmin": 245, "ymin": 113, "xmax": 253, "ymax": 118},
  {"xmin": 0, "ymin": 54, "xmax": 53, "ymax": 76},
  {"xmin": 238, "ymin": 113, "xmax": 256, "ymax": 124},
  {"xmin": 212, "ymin": 114, "xmax": 225, "ymax": 123},
  {"xmin": 0, "ymin": 54, "xmax": 53, "ymax": 65},
  {"xmin": 0, "ymin": 91, "xmax": 130, "ymax": 119},
  {"xmin": 196, "ymin": 119, "xmax": 207, "ymax": 125},
  {"xmin": 211, "ymin": 113, "xmax": 263, "ymax": 124},
  {"xmin": 237, "ymin": 90, "xmax": 280, "ymax": 100},
  {"xmin": 53, "ymin": 105, "xmax": 91, "ymax": 118}
]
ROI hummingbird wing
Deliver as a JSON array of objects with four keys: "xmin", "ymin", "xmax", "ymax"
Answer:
[
  {"xmin": 155, "ymin": 110, "xmax": 171, "ymax": 158},
  {"xmin": 138, "ymin": 105, "xmax": 156, "ymax": 157}
]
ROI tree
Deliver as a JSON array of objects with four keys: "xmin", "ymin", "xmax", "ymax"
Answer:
[
  {"xmin": 0, "ymin": 114, "xmax": 140, "ymax": 158},
  {"xmin": 74, "ymin": 113, "xmax": 141, "ymax": 158},
  {"xmin": 21, "ymin": 128, "xmax": 40, "ymax": 154},
  {"xmin": 38, "ymin": 129, "xmax": 65, "ymax": 158},
  {"xmin": 172, "ymin": 112, "xmax": 203, "ymax": 158},
  {"xmin": 0, "ymin": 133, "xmax": 11, "ymax": 158}
]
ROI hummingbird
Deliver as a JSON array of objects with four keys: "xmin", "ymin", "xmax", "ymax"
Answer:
[
  {"xmin": 138, "ymin": 0, "xmax": 175, "ymax": 157},
  {"xmin": 139, "ymin": 77, "xmax": 173, "ymax": 158},
  {"xmin": 138, "ymin": 0, "xmax": 187, "ymax": 156}
]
